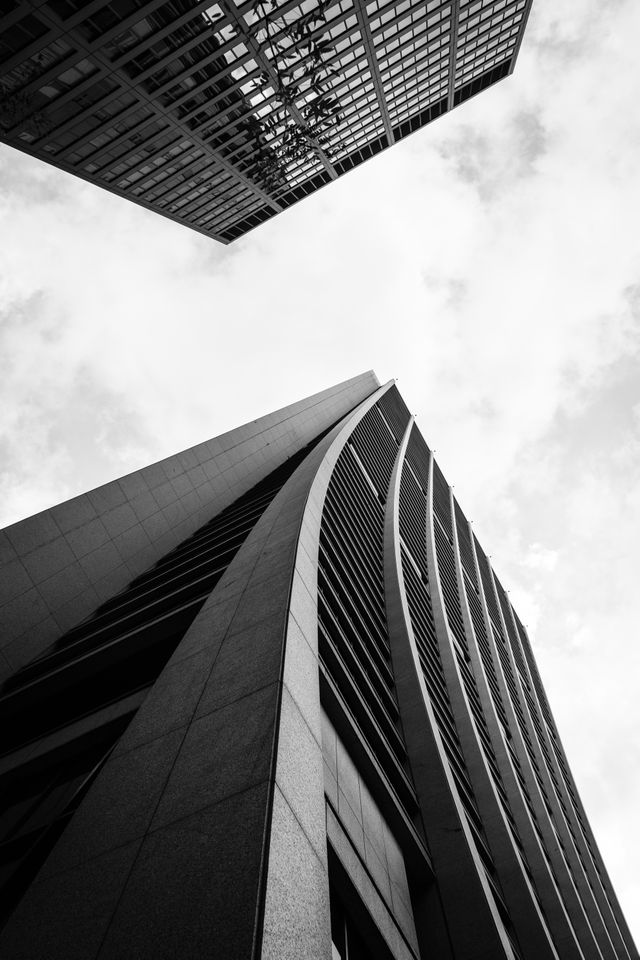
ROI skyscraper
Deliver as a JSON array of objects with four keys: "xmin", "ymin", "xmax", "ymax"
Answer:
[
  {"xmin": 0, "ymin": 372, "xmax": 636, "ymax": 960},
  {"xmin": 0, "ymin": 0, "xmax": 532, "ymax": 242}
]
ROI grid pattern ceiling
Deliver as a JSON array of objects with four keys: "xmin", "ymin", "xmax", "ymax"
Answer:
[{"xmin": 0, "ymin": 0, "xmax": 531, "ymax": 243}]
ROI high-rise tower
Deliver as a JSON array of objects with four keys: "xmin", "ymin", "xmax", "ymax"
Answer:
[
  {"xmin": 0, "ymin": 372, "xmax": 635, "ymax": 959},
  {"xmin": 0, "ymin": 0, "xmax": 532, "ymax": 242}
]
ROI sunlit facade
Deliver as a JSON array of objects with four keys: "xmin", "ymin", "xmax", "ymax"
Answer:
[{"xmin": 0, "ymin": 0, "xmax": 532, "ymax": 242}]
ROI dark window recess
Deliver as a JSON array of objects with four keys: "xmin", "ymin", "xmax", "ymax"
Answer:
[
  {"xmin": 318, "ymin": 392, "xmax": 423, "ymax": 835},
  {"xmin": 398, "ymin": 431, "xmax": 500, "ymax": 889},
  {"xmin": 333, "ymin": 133, "xmax": 388, "ymax": 176},
  {"xmin": 453, "ymin": 60, "xmax": 511, "ymax": 107},
  {"xmin": 0, "ymin": 724, "xmax": 125, "ymax": 932},
  {"xmin": 328, "ymin": 844, "xmax": 396, "ymax": 960},
  {"xmin": 330, "ymin": 880, "xmax": 373, "ymax": 960},
  {"xmin": 219, "ymin": 202, "xmax": 277, "ymax": 241},
  {"xmin": 0, "ymin": 429, "xmax": 330, "ymax": 930},
  {"xmin": 392, "ymin": 97, "xmax": 447, "ymax": 143},
  {"xmin": 277, "ymin": 170, "xmax": 333, "ymax": 210}
]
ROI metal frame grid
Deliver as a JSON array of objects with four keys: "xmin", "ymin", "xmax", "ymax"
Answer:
[{"xmin": 0, "ymin": 0, "xmax": 532, "ymax": 242}]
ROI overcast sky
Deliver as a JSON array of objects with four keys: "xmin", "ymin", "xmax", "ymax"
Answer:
[{"xmin": 1, "ymin": 0, "xmax": 639, "ymax": 941}]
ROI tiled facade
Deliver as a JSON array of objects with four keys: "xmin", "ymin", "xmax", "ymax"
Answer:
[
  {"xmin": 0, "ymin": 371, "xmax": 377, "ymax": 679},
  {"xmin": 0, "ymin": 0, "xmax": 532, "ymax": 242},
  {"xmin": 0, "ymin": 374, "xmax": 636, "ymax": 960}
]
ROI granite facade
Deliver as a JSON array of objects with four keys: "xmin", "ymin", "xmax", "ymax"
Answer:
[
  {"xmin": 0, "ymin": 374, "xmax": 636, "ymax": 960},
  {"xmin": 0, "ymin": 371, "xmax": 378, "ymax": 681}
]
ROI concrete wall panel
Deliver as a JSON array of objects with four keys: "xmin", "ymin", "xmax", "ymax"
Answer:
[
  {"xmin": 0, "ymin": 377, "xmax": 386, "ymax": 959},
  {"xmin": 0, "ymin": 372, "xmax": 378, "ymax": 679}
]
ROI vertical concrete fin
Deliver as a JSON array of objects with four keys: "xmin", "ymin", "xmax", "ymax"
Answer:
[
  {"xmin": 259, "ymin": 380, "xmax": 395, "ymax": 960},
  {"xmin": 383, "ymin": 421, "xmax": 513, "ymax": 960},
  {"xmin": 465, "ymin": 518, "xmax": 602, "ymax": 960}
]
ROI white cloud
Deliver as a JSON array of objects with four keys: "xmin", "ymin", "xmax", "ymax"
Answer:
[{"xmin": 523, "ymin": 543, "xmax": 559, "ymax": 574}]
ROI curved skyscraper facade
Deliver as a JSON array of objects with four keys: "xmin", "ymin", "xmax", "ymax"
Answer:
[{"xmin": 0, "ymin": 372, "xmax": 636, "ymax": 959}]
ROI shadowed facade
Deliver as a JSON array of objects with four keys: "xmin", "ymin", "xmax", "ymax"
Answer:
[{"xmin": 0, "ymin": 372, "xmax": 636, "ymax": 960}]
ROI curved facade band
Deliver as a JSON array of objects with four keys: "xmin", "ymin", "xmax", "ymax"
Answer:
[{"xmin": 0, "ymin": 375, "xmax": 636, "ymax": 960}]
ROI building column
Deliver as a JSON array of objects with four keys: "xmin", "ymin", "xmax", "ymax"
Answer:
[{"xmin": 383, "ymin": 420, "xmax": 513, "ymax": 960}]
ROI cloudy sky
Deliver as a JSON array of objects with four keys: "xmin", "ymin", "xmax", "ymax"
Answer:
[{"xmin": 1, "ymin": 0, "xmax": 639, "ymax": 941}]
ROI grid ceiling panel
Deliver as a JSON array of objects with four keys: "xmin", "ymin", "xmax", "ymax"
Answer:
[{"xmin": 0, "ymin": 0, "xmax": 531, "ymax": 241}]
